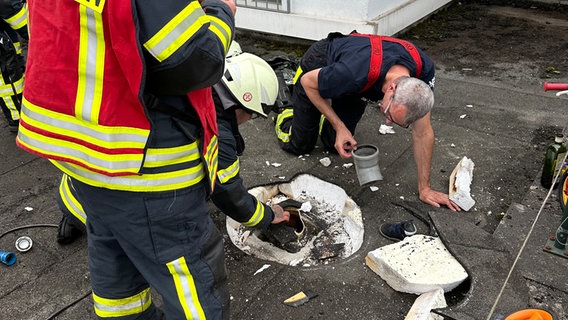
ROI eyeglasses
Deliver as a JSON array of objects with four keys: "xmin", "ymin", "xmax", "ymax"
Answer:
[{"xmin": 382, "ymin": 94, "xmax": 409, "ymax": 129}]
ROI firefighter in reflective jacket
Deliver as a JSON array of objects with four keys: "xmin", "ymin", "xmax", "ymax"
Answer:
[
  {"xmin": 0, "ymin": 0, "xmax": 27, "ymax": 132},
  {"xmin": 57, "ymin": 45, "xmax": 291, "ymax": 243},
  {"xmin": 17, "ymin": 0, "xmax": 236, "ymax": 319},
  {"xmin": 275, "ymin": 31, "xmax": 460, "ymax": 211},
  {"xmin": 210, "ymin": 45, "xmax": 291, "ymax": 228}
]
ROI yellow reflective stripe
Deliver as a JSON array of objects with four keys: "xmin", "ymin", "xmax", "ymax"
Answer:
[
  {"xmin": 76, "ymin": 5, "xmax": 105, "ymax": 123},
  {"xmin": 144, "ymin": 143, "xmax": 201, "ymax": 168},
  {"xmin": 74, "ymin": 0, "xmax": 106, "ymax": 14},
  {"xmin": 276, "ymin": 108, "xmax": 293, "ymax": 143},
  {"xmin": 293, "ymin": 66, "xmax": 303, "ymax": 85},
  {"xmin": 59, "ymin": 174, "xmax": 86, "ymax": 224},
  {"xmin": 93, "ymin": 288, "xmax": 152, "ymax": 318},
  {"xmin": 0, "ymin": 76, "xmax": 24, "ymax": 95},
  {"xmin": 21, "ymin": 98, "xmax": 149, "ymax": 149},
  {"xmin": 4, "ymin": 5, "xmax": 27, "ymax": 30},
  {"xmin": 2, "ymin": 96, "xmax": 19, "ymax": 120},
  {"xmin": 242, "ymin": 200, "xmax": 265, "ymax": 227},
  {"xmin": 207, "ymin": 16, "xmax": 232, "ymax": 52},
  {"xmin": 203, "ymin": 136, "xmax": 218, "ymax": 190},
  {"xmin": 167, "ymin": 257, "xmax": 205, "ymax": 319},
  {"xmin": 318, "ymin": 114, "xmax": 326, "ymax": 135},
  {"xmin": 13, "ymin": 41, "xmax": 22, "ymax": 54},
  {"xmin": 217, "ymin": 158, "xmax": 239, "ymax": 184},
  {"xmin": 144, "ymin": 2, "xmax": 207, "ymax": 62},
  {"xmin": 52, "ymin": 160, "xmax": 206, "ymax": 192},
  {"xmin": 18, "ymin": 124, "xmax": 144, "ymax": 174}
]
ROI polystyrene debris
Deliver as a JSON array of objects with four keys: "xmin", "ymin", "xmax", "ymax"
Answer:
[
  {"xmin": 379, "ymin": 124, "xmax": 395, "ymax": 135},
  {"xmin": 319, "ymin": 157, "xmax": 331, "ymax": 167},
  {"xmin": 254, "ymin": 264, "xmax": 271, "ymax": 275}
]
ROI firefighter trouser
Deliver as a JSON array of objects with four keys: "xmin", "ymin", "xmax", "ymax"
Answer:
[
  {"xmin": 275, "ymin": 39, "xmax": 367, "ymax": 155},
  {"xmin": 69, "ymin": 177, "xmax": 230, "ymax": 320},
  {"xmin": 0, "ymin": 76, "xmax": 22, "ymax": 128}
]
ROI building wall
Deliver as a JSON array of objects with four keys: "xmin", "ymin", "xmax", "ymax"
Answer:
[{"xmin": 235, "ymin": 0, "xmax": 453, "ymax": 41}]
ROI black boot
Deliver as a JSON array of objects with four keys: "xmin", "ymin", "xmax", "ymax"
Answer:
[{"xmin": 57, "ymin": 216, "xmax": 84, "ymax": 244}]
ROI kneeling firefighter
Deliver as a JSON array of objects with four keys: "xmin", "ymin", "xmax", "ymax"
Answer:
[
  {"xmin": 0, "ymin": 0, "xmax": 27, "ymax": 132},
  {"xmin": 57, "ymin": 42, "xmax": 291, "ymax": 243}
]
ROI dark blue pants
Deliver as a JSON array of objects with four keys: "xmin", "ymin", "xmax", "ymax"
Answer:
[
  {"xmin": 278, "ymin": 39, "xmax": 367, "ymax": 155},
  {"xmin": 69, "ymin": 177, "xmax": 229, "ymax": 320}
]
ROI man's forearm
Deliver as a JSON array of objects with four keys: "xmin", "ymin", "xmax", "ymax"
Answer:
[{"xmin": 412, "ymin": 115, "xmax": 435, "ymax": 194}]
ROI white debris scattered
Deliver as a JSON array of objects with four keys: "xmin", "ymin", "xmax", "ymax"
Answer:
[
  {"xmin": 451, "ymin": 143, "xmax": 456, "ymax": 148},
  {"xmin": 271, "ymin": 162, "xmax": 282, "ymax": 167},
  {"xmin": 24, "ymin": 207, "xmax": 33, "ymax": 211},
  {"xmin": 289, "ymin": 259, "xmax": 302, "ymax": 267},
  {"xmin": 466, "ymin": 104, "xmax": 473, "ymax": 108},
  {"xmin": 319, "ymin": 157, "xmax": 331, "ymax": 167},
  {"xmin": 300, "ymin": 202, "xmax": 312, "ymax": 212},
  {"xmin": 379, "ymin": 124, "xmax": 396, "ymax": 135},
  {"xmin": 343, "ymin": 163, "xmax": 353, "ymax": 169},
  {"xmin": 400, "ymin": 196, "xmax": 405, "ymax": 200},
  {"xmin": 459, "ymin": 114, "xmax": 467, "ymax": 119},
  {"xmin": 366, "ymin": 235, "xmax": 468, "ymax": 294},
  {"xmin": 462, "ymin": 68, "xmax": 472, "ymax": 71},
  {"xmin": 449, "ymin": 156, "xmax": 476, "ymax": 211},
  {"xmin": 240, "ymin": 230, "xmax": 251, "ymax": 244},
  {"xmin": 278, "ymin": 176, "xmax": 286, "ymax": 180},
  {"xmin": 253, "ymin": 264, "xmax": 271, "ymax": 275},
  {"xmin": 265, "ymin": 161, "xmax": 270, "ymax": 166},
  {"xmin": 370, "ymin": 186, "xmax": 379, "ymax": 192}
]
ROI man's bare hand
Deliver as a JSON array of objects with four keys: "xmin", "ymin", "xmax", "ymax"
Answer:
[
  {"xmin": 335, "ymin": 128, "xmax": 357, "ymax": 158},
  {"xmin": 419, "ymin": 187, "xmax": 461, "ymax": 211},
  {"xmin": 271, "ymin": 204, "xmax": 291, "ymax": 224}
]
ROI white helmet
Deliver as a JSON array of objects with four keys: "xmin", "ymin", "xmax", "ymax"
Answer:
[
  {"xmin": 226, "ymin": 40, "xmax": 243, "ymax": 58},
  {"xmin": 222, "ymin": 52, "xmax": 279, "ymax": 118}
]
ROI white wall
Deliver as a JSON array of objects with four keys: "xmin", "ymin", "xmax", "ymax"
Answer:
[{"xmin": 235, "ymin": 0, "xmax": 453, "ymax": 41}]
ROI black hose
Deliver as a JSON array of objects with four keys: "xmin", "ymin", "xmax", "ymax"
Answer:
[{"xmin": 0, "ymin": 224, "xmax": 58, "ymax": 240}]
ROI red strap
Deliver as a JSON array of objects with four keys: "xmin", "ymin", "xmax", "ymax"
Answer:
[
  {"xmin": 350, "ymin": 33, "xmax": 423, "ymax": 93},
  {"xmin": 382, "ymin": 36, "xmax": 423, "ymax": 78},
  {"xmin": 351, "ymin": 33, "xmax": 383, "ymax": 92}
]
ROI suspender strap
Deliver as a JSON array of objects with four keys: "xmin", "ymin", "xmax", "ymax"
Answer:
[
  {"xmin": 350, "ymin": 33, "xmax": 383, "ymax": 93},
  {"xmin": 382, "ymin": 36, "xmax": 423, "ymax": 78},
  {"xmin": 350, "ymin": 33, "xmax": 423, "ymax": 93}
]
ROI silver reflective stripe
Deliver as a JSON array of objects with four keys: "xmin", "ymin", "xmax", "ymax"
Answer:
[
  {"xmin": 144, "ymin": 2, "xmax": 206, "ymax": 62},
  {"xmin": 52, "ymin": 160, "xmax": 205, "ymax": 192},
  {"xmin": 217, "ymin": 158, "xmax": 239, "ymax": 183},
  {"xmin": 207, "ymin": 16, "xmax": 231, "ymax": 51},
  {"xmin": 59, "ymin": 174, "xmax": 86, "ymax": 223},
  {"xmin": 144, "ymin": 144, "xmax": 201, "ymax": 168},
  {"xmin": 78, "ymin": 6, "xmax": 104, "ymax": 123},
  {"xmin": 167, "ymin": 257, "xmax": 205, "ymax": 319},
  {"xmin": 21, "ymin": 103, "xmax": 148, "ymax": 147},
  {"xmin": 82, "ymin": 8, "xmax": 96, "ymax": 121},
  {"xmin": 0, "ymin": 78, "xmax": 24, "ymax": 95},
  {"xmin": 5, "ymin": 5, "xmax": 27, "ymax": 30},
  {"xmin": 93, "ymin": 288, "xmax": 152, "ymax": 317},
  {"xmin": 18, "ymin": 126, "xmax": 142, "ymax": 172},
  {"xmin": 243, "ymin": 200, "xmax": 264, "ymax": 227}
]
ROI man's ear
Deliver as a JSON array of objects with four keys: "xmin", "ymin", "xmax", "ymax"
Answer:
[{"xmin": 389, "ymin": 82, "xmax": 397, "ymax": 92}]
